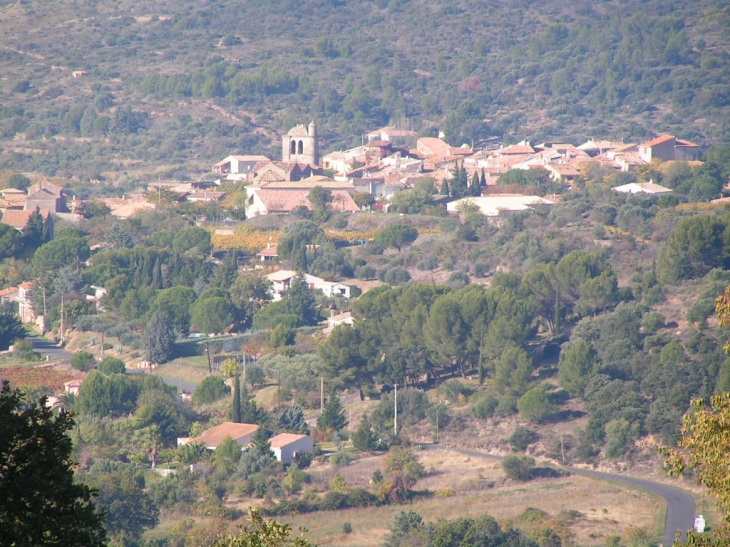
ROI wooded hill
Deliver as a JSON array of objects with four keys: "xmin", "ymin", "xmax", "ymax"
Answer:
[{"xmin": 0, "ymin": 0, "xmax": 729, "ymax": 177}]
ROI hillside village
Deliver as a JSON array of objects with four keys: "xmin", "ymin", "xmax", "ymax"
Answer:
[{"xmin": 1, "ymin": 117, "xmax": 730, "ymax": 547}]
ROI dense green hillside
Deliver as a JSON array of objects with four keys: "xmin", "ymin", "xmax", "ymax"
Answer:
[{"xmin": 0, "ymin": 0, "xmax": 729, "ymax": 177}]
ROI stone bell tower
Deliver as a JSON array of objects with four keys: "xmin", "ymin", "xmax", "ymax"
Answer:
[{"xmin": 282, "ymin": 121, "xmax": 319, "ymax": 165}]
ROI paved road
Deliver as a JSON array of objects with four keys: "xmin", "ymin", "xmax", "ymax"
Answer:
[
  {"xmin": 161, "ymin": 377, "xmax": 197, "ymax": 394},
  {"xmin": 28, "ymin": 336, "xmax": 73, "ymax": 360},
  {"xmin": 425, "ymin": 445, "xmax": 695, "ymax": 546}
]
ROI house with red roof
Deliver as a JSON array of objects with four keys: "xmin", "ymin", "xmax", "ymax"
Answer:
[{"xmin": 639, "ymin": 135, "xmax": 701, "ymax": 163}]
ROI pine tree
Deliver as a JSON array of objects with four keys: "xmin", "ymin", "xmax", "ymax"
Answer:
[
  {"xmin": 80, "ymin": 107, "xmax": 98, "ymax": 138},
  {"xmin": 240, "ymin": 385, "xmax": 267, "ymax": 424},
  {"xmin": 317, "ymin": 389, "xmax": 348, "ymax": 434},
  {"xmin": 24, "ymin": 207, "xmax": 46, "ymax": 248},
  {"xmin": 249, "ymin": 425, "xmax": 275, "ymax": 460},
  {"xmin": 351, "ymin": 413, "xmax": 378, "ymax": 451}
]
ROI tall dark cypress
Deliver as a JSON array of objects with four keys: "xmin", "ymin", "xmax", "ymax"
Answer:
[{"xmin": 231, "ymin": 375, "xmax": 242, "ymax": 423}]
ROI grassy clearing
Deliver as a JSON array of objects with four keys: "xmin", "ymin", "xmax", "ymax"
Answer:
[
  {"xmin": 282, "ymin": 450, "xmax": 662, "ymax": 547},
  {"xmin": 152, "ymin": 357, "xmax": 212, "ymax": 385}
]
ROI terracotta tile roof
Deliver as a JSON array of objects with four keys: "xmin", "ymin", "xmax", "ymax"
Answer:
[
  {"xmin": 191, "ymin": 422, "xmax": 259, "ymax": 447},
  {"xmin": 676, "ymin": 139, "xmax": 700, "ymax": 147},
  {"xmin": 497, "ymin": 144, "xmax": 535, "ymax": 155},
  {"xmin": 1, "ymin": 209, "xmax": 51, "ymax": 229},
  {"xmin": 0, "ymin": 286, "xmax": 18, "ymax": 297},
  {"xmin": 640, "ymin": 135, "xmax": 675, "ymax": 147},
  {"xmin": 255, "ymin": 189, "xmax": 358, "ymax": 213},
  {"xmin": 269, "ymin": 433, "xmax": 308, "ymax": 448},
  {"xmin": 257, "ymin": 244, "xmax": 278, "ymax": 257}
]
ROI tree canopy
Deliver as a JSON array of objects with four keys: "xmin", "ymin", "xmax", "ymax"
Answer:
[{"xmin": 0, "ymin": 381, "xmax": 107, "ymax": 547}]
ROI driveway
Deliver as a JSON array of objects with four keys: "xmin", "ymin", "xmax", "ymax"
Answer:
[{"xmin": 425, "ymin": 445, "xmax": 695, "ymax": 545}]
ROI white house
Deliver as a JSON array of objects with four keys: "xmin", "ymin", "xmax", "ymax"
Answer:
[
  {"xmin": 266, "ymin": 270, "xmax": 351, "ymax": 300},
  {"xmin": 612, "ymin": 182, "xmax": 673, "ymax": 195},
  {"xmin": 212, "ymin": 155, "xmax": 271, "ymax": 181},
  {"xmin": 446, "ymin": 195, "xmax": 554, "ymax": 217},
  {"xmin": 177, "ymin": 422, "xmax": 259, "ymax": 450},
  {"xmin": 64, "ymin": 379, "xmax": 84, "ymax": 396},
  {"xmin": 269, "ymin": 433, "xmax": 314, "ymax": 463}
]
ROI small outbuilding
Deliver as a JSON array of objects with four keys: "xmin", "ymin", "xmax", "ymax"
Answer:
[{"xmin": 269, "ymin": 433, "xmax": 314, "ymax": 463}]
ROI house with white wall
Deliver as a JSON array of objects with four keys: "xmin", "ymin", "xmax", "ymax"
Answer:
[{"xmin": 269, "ymin": 433, "xmax": 314, "ymax": 463}]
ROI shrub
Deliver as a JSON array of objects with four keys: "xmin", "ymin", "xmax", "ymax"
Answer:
[
  {"xmin": 473, "ymin": 262, "xmax": 489, "ymax": 277},
  {"xmin": 71, "ymin": 351, "xmax": 95, "ymax": 372},
  {"xmin": 501, "ymin": 454, "xmax": 534, "ymax": 481},
  {"xmin": 509, "ymin": 427, "xmax": 539, "ymax": 452},
  {"xmin": 97, "ymin": 356, "xmax": 126, "ymax": 375},
  {"xmin": 641, "ymin": 311, "xmax": 665, "ymax": 334},
  {"xmin": 355, "ymin": 265, "xmax": 376, "ymax": 280},
  {"xmin": 378, "ymin": 266, "xmax": 411, "ymax": 286},
  {"xmin": 471, "ymin": 394, "xmax": 499, "ymax": 419},
  {"xmin": 343, "ymin": 522, "xmax": 353, "ymax": 535},
  {"xmin": 193, "ymin": 376, "xmax": 231, "ymax": 404},
  {"xmin": 517, "ymin": 388, "xmax": 555, "ymax": 423},
  {"xmin": 330, "ymin": 451, "xmax": 352, "ymax": 467}
]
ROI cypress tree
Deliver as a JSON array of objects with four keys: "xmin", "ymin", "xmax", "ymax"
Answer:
[
  {"xmin": 231, "ymin": 375, "xmax": 242, "ymax": 423},
  {"xmin": 441, "ymin": 179, "xmax": 450, "ymax": 196},
  {"xmin": 480, "ymin": 168, "xmax": 486, "ymax": 187},
  {"xmin": 470, "ymin": 171, "xmax": 481, "ymax": 196}
]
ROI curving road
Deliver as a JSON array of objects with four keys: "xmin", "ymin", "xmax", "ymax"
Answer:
[
  {"xmin": 28, "ymin": 336, "xmax": 73, "ymax": 360},
  {"xmin": 424, "ymin": 445, "xmax": 695, "ymax": 546}
]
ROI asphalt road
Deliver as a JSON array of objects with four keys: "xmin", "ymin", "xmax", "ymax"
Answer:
[
  {"xmin": 425, "ymin": 445, "xmax": 695, "ymax": 546},
  {"xmin": 28, "ymin": 336, "xmax": 74, "ymax": 360},
  {"xmin": 161, "ymin": 377, "xmax": 197, "ymax": 394}
]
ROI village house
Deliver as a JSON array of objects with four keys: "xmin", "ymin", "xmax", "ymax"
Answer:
[
  {"xmin": 246, "ymin": 185, "xmax": 358, "ymax": 217},
  {"xmin": 256, "ymin": 242, "xmax": 279, "ymax": 262},
  {"xmin": 612, "ymin": 182, "xmax": 673, "ymax": 195},
  {"xmin": 366, "ymin": 125, "xmax": 417, "ymax": 147},
  {"xmin": 64, "ymin": 379, "xmax": 84, "ymax": 396},
  {"xmin": 212, "ymin": 155, "xmax": 271, "ymax": 180},
  {"xmin": 0, "ymin": 188, "xmax": 27, "ymax": 210},
  {"xmin": 269, "ymin": 433, "xmax": 314, "ymax": 463},
  {"xmin": 447, "ymin": 194, "xmax": 555, "ymax": 221},
  {"xmin": 177, "ymin": 422, "xmax": 259, "ymax": 450},
  {"xmin": 321, "ymin": 311, "xmax": 354, "ymax": 336},
  {"xmin": 16, "ymin": 281, "xmax": 36, "ymax": 323},
  {"xmin": 266, "ymin": 270, "xmax": 351, "ymax": 300},
  {"xmin": 638, "ymin": 135, "xmax": 701, "ymax": 163},
  {"xmin": 0, "ymin": 286, "xmax": 18, "ymax": 308},
  {"xmin": 184, "ymin": 191, "xmax": 226, "ymax": 203},
  {"xmin": 1, "ymin": 209, "xmax": 54, "ymax": 238}
]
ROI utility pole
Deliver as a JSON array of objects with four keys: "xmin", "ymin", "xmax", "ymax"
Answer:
[
  {"xmin": 59, "ymin": 297, "xmax": 64, "ymax": 344},
  {"xmin": 394, "ymin": 384, "xmax": 398, "ymax": 437},
  {"xmin": 100, "ymin": 331, "xmax": 104, "ymax": 359},
  {"xmin": 205, "ymin": 341, "xmax": 212, "ymax": 375},
  {"xmin": 436, "ymin": 400, "xmax": 440, "ymax": 444},
  {"xmin": 320, "ymin": 377, "xmax": 324, "ymax": 413}
]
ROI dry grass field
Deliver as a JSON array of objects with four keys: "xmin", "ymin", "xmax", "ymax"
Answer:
[{"xmin": 282, "ymin": 449, "xmax": 662, "ymax": 547}]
